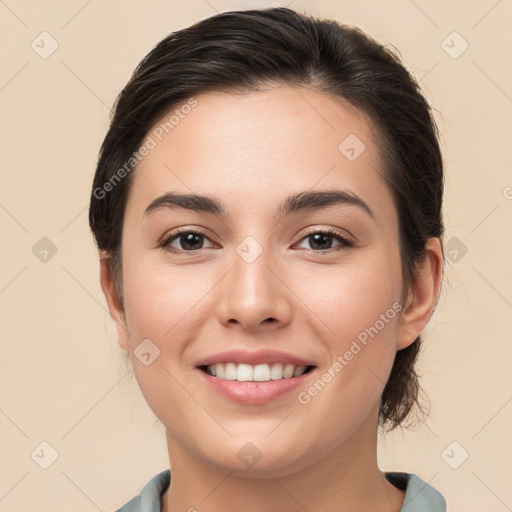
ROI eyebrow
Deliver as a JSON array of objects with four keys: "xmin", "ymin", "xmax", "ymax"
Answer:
[{"xmin": 143, "ymin": 189, "xmax": 374, "ymax": 221}]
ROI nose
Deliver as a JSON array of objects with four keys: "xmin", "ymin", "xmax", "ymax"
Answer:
[{"xmin": 215, "ymin": 241, "xmax": 293, "ymax": 333}]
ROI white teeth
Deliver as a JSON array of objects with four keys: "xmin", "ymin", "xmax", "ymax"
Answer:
[
  {"xmin": 224, "ymin": 362, "xmax": 237, "ymax": 380},
  {"xmin": 237, "ymin": 363, "xmax": 253, "ymax": 381},
  {"xmin": 205, "ymin": 362, "xmax": 310, "ymax": 381},
  {"xmin": 283, "ymin": 364, "xmax": 294, "ymax": 378},
  {"xmin": 293, "ymin": 365, "xmax": 307, "ymax": 377},
  {"xmin": 253, "ymin": 364, "xmax": 270, "ymax": 381},
  {"xmin": 270, "ymin": 363, "xmax": 283, "ymax": 380}
]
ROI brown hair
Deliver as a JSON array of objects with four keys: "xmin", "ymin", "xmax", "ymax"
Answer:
[{"xmin": 89, "ymin": 7, "xmax": 444, "ymax": 431}]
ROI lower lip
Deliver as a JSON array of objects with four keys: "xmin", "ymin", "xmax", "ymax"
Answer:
[{"xmin": 197, "ymin": 368, "xmax": 315, "ymax": 404}]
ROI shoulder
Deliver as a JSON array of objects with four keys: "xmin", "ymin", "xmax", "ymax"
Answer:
[
  {"xmin": 113, "ymin": 469, "xmax": 170, "ymax": 512},
  {"xmin": 385, "ymin": 472, "xmax": 446, "ymax": 512},
  {"xmin": 113, "ymin": 469, "xmax": 445, "ymax": 511}
]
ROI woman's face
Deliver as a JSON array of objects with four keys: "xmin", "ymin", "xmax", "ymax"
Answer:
[{"xmin": 109, "ymin": 86, "xmax": 415, "ymax": 475}]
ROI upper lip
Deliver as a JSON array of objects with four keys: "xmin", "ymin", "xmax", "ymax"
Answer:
[{"xmin": 195, "ymin": 349, "xmax": 316, "ymax": 368}]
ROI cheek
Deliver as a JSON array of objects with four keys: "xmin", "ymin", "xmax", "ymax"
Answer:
[
  {"xmin": 296, "ymin": 246, "xmax": 402, "ymax": 342},
  {"xmin": 295, "ymin": 247, "xmax": 402, "ymax": 400},
  {"xmin": 122, "ymin": 251, "xmax": 210, "ymax": 341},
  {"xmin": 120, "ymin": 254, "xmax": 213, "ymax": 420}
]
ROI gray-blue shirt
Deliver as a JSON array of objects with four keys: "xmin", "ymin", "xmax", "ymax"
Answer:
[{"xmin": 114, "ymin": 469, "xmax": 446, "ymax": 511}]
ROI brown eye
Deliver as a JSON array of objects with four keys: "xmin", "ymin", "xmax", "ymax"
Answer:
[
  {"xmin": 161, "ymin": 230, "xmax": 215, "ymax": 253},
  {"xmin": 296, "ymin": 229, "xmax": 354, "ymax": 252}
]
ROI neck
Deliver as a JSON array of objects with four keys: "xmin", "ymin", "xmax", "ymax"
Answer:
[{"xmin": 161, "ymin": 411, "xmax": 405, "ymax": 512}]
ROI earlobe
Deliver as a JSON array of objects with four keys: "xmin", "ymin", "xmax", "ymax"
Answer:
[
  {"xmin": 396, "ymin": 238, "xmax": 444, "ymax": 351},
  {"xmin": 99, "ymin": 252, "xmax": 130, "ymax": 351}
]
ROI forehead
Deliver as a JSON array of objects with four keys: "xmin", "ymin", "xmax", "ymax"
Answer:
[{"xmin": 126, "ymin": 86, "xmax": 393, "ymax": 225}]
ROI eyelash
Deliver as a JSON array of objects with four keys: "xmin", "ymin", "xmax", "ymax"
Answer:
[{"xmin": 160, "ymin": 227, "xmax": 355, "ymax": 255}]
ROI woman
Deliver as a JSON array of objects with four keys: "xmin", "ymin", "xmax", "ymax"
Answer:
[{"xmin": 89, "ymin": 7, "xmax": 446, "ymax": 512}]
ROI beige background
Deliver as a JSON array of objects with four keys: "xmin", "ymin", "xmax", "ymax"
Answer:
[{"xmin": 1, "ymin": 0, "xmax": 511, "ymax": 511}]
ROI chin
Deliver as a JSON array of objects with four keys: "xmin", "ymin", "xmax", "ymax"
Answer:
[{"xmin": 199, "ymin": 440, "xmax": 314, "ymax": 478}]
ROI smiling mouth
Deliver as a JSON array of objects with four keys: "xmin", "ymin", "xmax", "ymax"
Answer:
[{"xmin": 198, "ymin": 362, "xmax": 316, "ymax": 382}]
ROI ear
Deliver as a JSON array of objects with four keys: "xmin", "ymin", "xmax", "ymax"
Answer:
[
  {"xmin": 396, "ymin": 237, "xmax": 444, "ymax": 350},
  {"xmin": 99, "ymin": 252, "xmax": 130, "ymax": 352}
]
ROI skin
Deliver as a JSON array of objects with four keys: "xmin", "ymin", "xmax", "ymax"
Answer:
[{"xmin": 100, "ymin": 85, "xmax": 443, "ymax": 512}]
